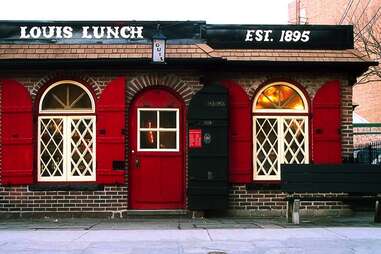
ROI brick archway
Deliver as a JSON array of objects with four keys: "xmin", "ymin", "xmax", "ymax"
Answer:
[{"xmin": 127, "ymin": 74, "xmax": 193, "ymax": 105}]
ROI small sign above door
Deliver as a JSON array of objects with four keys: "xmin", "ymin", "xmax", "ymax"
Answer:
[
  {"xmin": 152, "ymin": 38, "xmax": 166, "ymax": 63},
  {"xmin": 189, "ymin": 129, "xmax": 202, "ymax": 148}
]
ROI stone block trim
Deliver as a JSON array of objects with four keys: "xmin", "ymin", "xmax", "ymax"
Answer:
[{"xmin": 127, "ymin": 74, "xmax": 194, "ymax": 106}]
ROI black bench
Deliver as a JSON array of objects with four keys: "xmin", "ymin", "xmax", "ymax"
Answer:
[{"xmin": 281, "ymin": 164, "xmax": 381, "ymax": 224}]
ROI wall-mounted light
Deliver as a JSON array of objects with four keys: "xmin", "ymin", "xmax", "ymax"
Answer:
[{"xmin": 152, "ymin": 24, "xmax": 167, "ymax": 64}]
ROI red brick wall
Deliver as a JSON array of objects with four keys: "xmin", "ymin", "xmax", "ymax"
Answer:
[
  {"xmin": 0, "ymin": 186, "xmax": 127, "ymax": 218},
  {"xmin": 288, "ymin": 0, "xmax": 381, "ymax": 25},
  {"xmin": 353, "ymin": 83, "xmax": 381, "ymax": 122},
  {"xmin": 341, "ymin": 82, "xmax": 354, "ymax": 158},
  {"xmin": 228, "ymin": 185, "xmax": 350, "ymax": 216}
]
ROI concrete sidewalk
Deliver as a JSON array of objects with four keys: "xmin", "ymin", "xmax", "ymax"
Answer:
[{"xmin": 0, "ymin": 213, "xmax": 380, "ymax": 253}]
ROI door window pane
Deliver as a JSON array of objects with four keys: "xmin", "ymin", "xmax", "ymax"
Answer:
[
  {"xmin": 159, "ymin": 131, "xmax": 176, "ymax": 149},
  {"xmin": 138, "ymin": 109, "xmax": 179, "ymax": 151},
  {"xmin": 140, "ymin": 131, "xmax": 157, "ymax": 149},
  {"xmin": 140, "ymin": 111, "xmax": 157, "ymax": 128},
  {"xmin": 160, "ymin": 111, "xmax": 176, "ymax": 128}
]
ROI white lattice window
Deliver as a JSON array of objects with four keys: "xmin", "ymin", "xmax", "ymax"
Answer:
[
  {"xmin": 253, "ymin": 116, "xmax": 308, "ymax": 180},
  {"xmin": 253, "ymin": 82, "xmax": 309, "ymax": 181},
  {"xmin": 38, "ymin": 81, "xmax": 96, "ymax": 182}
]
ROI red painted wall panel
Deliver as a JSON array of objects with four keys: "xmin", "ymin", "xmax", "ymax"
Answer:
[
  {"xmin": 1, "ymin": 80, "xmax": 33, "ymax": 185},
  {"xmin": 312, "ymin": 80, "xmax": 342, "ymax": 164},
  {"xmin": 221, "ymin": 80, "xmax": 252, "ymax": 183}
]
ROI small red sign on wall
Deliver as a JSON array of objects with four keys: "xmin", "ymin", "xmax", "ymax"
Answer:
[{"xmin": 189, "ymin": 129, "xmax": 202, "ymax": 148}]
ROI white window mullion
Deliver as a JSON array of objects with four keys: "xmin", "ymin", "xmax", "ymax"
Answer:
[
  {"xmin": 157, "ymin": 111, "xmax": 160, "ymax": 150},
  {"xmin": 137, "ymin": 108, "xmax": 141, "ymax": 151},
  {"xmin": 176, "ymin": 110, "xmax": 179, "ymax": 150},
  {"xmin": 67, "ymin": 116, "xmax": 96, "ymax": 181},
  {"xmin": 278, "ymin": 117, "xmax": 284, "ymax": 176},
  {"xmin": 65, "ymin": 116, "xmax": 70, "ymax": 181},
  {"xmin": 304, "ymin": 118, "xmax": 309, "ymax": 164},
  {"xmin": 38, "ymin": 116, "xmax": 66, "ymax": 182}
]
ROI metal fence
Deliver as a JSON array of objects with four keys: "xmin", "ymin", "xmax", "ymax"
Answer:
[{"xmin": 353, "ymin": 141, "xmax": 381, "ymax": 165}]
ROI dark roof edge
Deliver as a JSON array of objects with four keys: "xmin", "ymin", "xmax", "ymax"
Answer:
[{"xmin": 0, "ymin": 58, "xmax": 375, "ymax": 75}]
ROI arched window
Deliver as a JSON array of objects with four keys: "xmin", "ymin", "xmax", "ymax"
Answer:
[
  {"xmin": 254, "ymin": 83, "xmax": 307, "ymax": 112},
  {"xmin": 38, "ymin": 80, "xmax": 96, "ymax": 182},
  {"xmin": 253, "ymin": 82, "xmax": 309, "ymax": 181}
]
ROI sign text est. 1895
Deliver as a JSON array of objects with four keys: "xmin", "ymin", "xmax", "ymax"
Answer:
[{"xmin": 245, "ymin": 29, "xmax": 311, "ymax": 43}]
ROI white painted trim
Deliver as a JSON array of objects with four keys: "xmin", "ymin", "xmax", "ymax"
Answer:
[
  {"xmin": 252, "ymin": 82, "xmax": 308, "ymax": 113},
  {"xmin": 38, "ymin": 115, "xmax": 96, "ymax": 182},
  {"xmin": 38, "ymin": 116, "xmax": 66, "ymax": 182},
  {"xmin": 39, "ymin": 80, "xmax": 95, "ymax": 114},
  {"xmin": 253, "ymin": 115, "xmax": 309, "ymax": 181},
  {"xmin": 137, "ymin": 108, "xmax": 180, "ymax": 152},
  {"xmin": 67, "ymin": 116, "xmax": 96, "ymax": 182}
]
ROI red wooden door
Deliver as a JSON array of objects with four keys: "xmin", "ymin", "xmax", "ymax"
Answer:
[
  {"xmin": 312, "ymin": 80, "xmax": 342, "ymax": 164},
  {"xmin": 129, "ymin": 88, "xmax": 185, "ymax": 209}
]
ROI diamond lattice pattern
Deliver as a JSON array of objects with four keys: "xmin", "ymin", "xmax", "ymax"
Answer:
[
  {"xmin": 70, "ymin": 118, "xmax": 95, "ymax": 178},
  {"xmin": 39, "ymin": 118, "xmax": 64, "ymax": 178},
  {"xmin": 283, "ymin": 118, "xmax": 307, "ymax": 164},
  {"xmin": 255, "ymin": 118, "xmax": 279, "ymax": 177},
  {"xmin": 254, "ymin": 116, "xmax": 308, "ymax": 180},
  {"xmin": 39, "ymin": 117, "xmax": 95, "ymax": 181}
]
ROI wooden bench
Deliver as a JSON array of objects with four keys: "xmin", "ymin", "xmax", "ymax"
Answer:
[{"xmin": 281, "ymin": 164, "xmax": 381, "ymax": 224}]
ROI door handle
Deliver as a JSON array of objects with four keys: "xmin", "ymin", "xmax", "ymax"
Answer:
[{"xmin": 135, "ymin": 159, "xmax": 140, "ymax": 169}]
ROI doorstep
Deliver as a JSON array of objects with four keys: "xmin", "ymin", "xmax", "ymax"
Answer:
[{"xmin": 125, "ymin": 210, "xmax": 189, "ymax": 216}]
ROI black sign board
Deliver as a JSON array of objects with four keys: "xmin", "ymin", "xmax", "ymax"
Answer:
[
  {"xmin": 0, "ymin": 21, "xmax": 205, "ymax": 44},
  {"xmin": 0, "ymin": 21, "xmax": 354, "ymax": 50},
  {"xmin": 204, "ymin": 24, "xmax": 354, "ymax": 50}
]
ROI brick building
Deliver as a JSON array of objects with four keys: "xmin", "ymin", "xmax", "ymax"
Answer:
[
  {"xmin": 0, "ymin": 21, "xmax": 375, "ymax": 218},
  {"xmin": 288, "ymin": 0, "xmax": 381, "ymax": 125}
]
